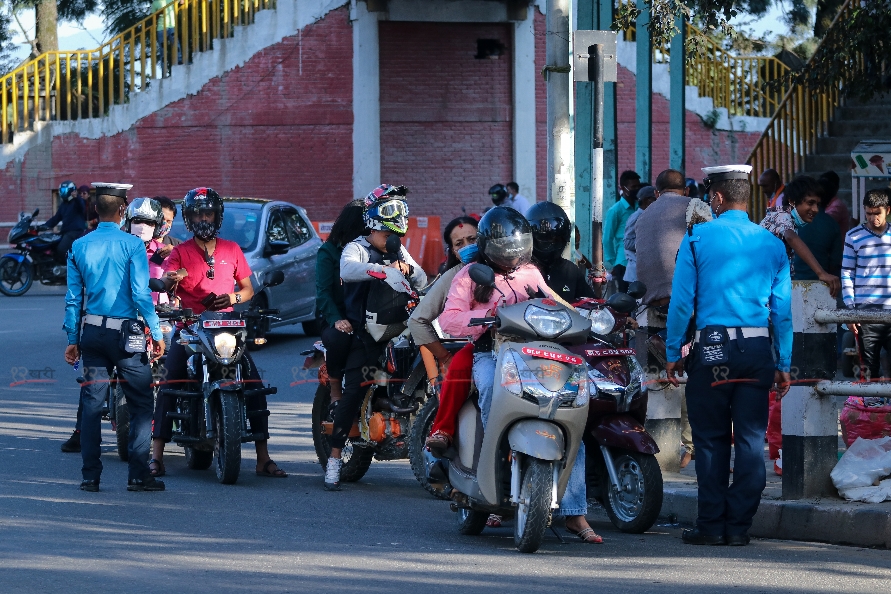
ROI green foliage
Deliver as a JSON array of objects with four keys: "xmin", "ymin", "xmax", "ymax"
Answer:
[{"xmin": 101, "ymin": 0, "xmax": 151, "ymax": 38}]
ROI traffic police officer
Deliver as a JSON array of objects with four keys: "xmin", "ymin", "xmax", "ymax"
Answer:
[
  {"xmin": 665, "ymin": 165, "xmax": 792, "ymax": 546},
  {"xmin": 63, "ymin": 183, "xmax": 166, "ymax": 492}
]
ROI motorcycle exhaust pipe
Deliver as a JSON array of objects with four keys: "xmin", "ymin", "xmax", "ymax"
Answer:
[{"xmin": 600, "ymin": 445, "xmax": 621, "ymax": 492}]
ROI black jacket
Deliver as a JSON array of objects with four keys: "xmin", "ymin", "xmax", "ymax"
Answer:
[{"xmin": 539, "ymin": 257, "xmax": 595, "ymax": 303}]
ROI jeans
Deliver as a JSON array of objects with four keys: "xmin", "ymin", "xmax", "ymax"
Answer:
[
  {"xmin": 80, "ymin": 323, "xmax": 154, "ymax": 482},
  {"xmin": 686, "ymin": 336, "xmax": 774, "ymax": 536},
  {"xmin": 473, "ymin": 350, "xmax": 587, "ymax": 517},
  {"xmin": 156, "ymin": 28, "xmax": 181, "ymax": 69}
]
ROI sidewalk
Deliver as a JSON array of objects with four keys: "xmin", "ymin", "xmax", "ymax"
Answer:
[{"xmin": 660, "ymin": 448, "xmax": 891, "ymax": 548}]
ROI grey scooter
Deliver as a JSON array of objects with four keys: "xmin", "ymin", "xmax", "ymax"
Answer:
[{"xmin": 444, "ymin": 264, "xmax": 592, "ymax": 553}]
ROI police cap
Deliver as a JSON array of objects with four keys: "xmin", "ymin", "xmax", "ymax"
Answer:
[{"xmin": 91, "ymin": 182, "xmax": 133, "ymax": 199}]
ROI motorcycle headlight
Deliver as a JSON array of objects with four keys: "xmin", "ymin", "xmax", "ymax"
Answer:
[
  {"xmin": 587, "ymin": 308, "xmax": 616, "ymax": 335},
  {"xmin": 214, "ymin": 332, "xmax": 237, "ymax": 360},
  {"xmin": 501, "ymin": 349, "xmax": 522, "ymax": 395},
  {"xmin": 524, "ymin": 305, "xmax": 572, "ymax": 339}
]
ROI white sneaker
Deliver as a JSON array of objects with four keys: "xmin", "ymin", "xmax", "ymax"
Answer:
[{"xmin": 324, "ymin": 457, "xmax": 343, "ymax": 491}]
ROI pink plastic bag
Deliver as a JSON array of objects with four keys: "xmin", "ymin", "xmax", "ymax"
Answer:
[
  {"xmin": 767, "ymin": 391, "xmax": 782, "ymax": 460},
  {"xmin": 840, "ymin": 397, "xmax": 891, "ymax": 448}
]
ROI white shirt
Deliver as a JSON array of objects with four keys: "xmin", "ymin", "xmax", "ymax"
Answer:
[{"xmin": 506, "ymin": 193, "xmax": 531, "ymax": 216}]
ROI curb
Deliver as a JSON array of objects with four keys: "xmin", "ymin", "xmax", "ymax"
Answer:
[{"xmin": 662, "ymin": 487, "xmax": 891, "ymax": 548}]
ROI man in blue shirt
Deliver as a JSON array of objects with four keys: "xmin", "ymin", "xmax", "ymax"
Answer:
[
  {"xmin": 63, "ymin": 183, "xmax": 166, "ymax": 492},
  {"xmin": 665, "ymin": 165, "xmax": 792, "ymax": 546}
]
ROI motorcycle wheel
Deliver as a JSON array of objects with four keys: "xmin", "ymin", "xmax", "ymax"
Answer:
[
  {"xmin": 456, "ymin": 508, "xmax": 488, "ymax": 535},
  {"xmin": 0, "ymin": 258, "xmax": 33, "ymax": 296},
  {"xmin": 185, "ymin": 447, "xmax": 213, "ymax": 470},
  {"xmin": 514, "ymin": 458, "xmax": 554, "ymax": 554},
  {"xmin": 311, "ymin": 382, "xmax": 374, "ymax": 482},
  {"xmin": 408, "ymin": 393, "xmax": 448, "ymax": 500},
  {"xmin": 214, "ymin": 392, "xmax": 242, "ymax": 484},
  {"xmin": 599, "ymin": 450, "xmax": 663, "ymax": 534},
  {"xmin": 114, "ymin": 385, "xmax": 130, "ymax": 462}
]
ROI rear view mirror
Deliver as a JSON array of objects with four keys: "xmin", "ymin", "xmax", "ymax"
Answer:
[
  {"xmin": 385, "ymin": 234, "xmax": 402, "ymax": 255},
  {"xmin": 606, "ymin": 292, "xmax": 637, "ymax": 314},
  {"xmin": 32, "ymin": 208, "xmax": 39, "ymax": 218},
  {"xmin": 148, "ymin": 278, "xmax": 166, "ymax": 292},
  {"xmin": 267, "ymin": 239, "xmax": 289, "ymax": 255},
  {"xmin": 468, "ymin": 263, "xmax": 496, "ymax": 288},
  {"xmin": 264, "ymin": 270, "xmax": 285, "ymax": 287},
  {"xmin": 627, "ymin": 281, "xmax": 646, "ymax": 300}
]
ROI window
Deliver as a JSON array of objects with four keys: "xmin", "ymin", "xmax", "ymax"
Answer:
[
  {"xmin": 282, "ymin": 209, "xmax": 313, "ymax": 247},
  {"xmin": 266, "ymin": 210, "xmax": 289, "ymax": 245}
]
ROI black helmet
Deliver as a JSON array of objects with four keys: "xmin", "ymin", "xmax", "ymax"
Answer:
[
  {"xmin": 489, "ymin": 184, "xmax": 509, "ymax": 206},
  {"xmin": 182, "ymin": 187, "xmax": 224, "ymax": 241},
  {"xmin": 476, "ymin": 206, "xmax": 533, "ymax": 272},
  {"xmin": 59, "ymin": 180, "xmax": 77, "ymax": 202},
  {"xmin": 526, "ymin": 201, "xmax": 571, "ymax": 264}
]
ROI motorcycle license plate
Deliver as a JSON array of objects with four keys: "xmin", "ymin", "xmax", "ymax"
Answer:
[
  {"xmin": 202, "ymin": 320, "xmax": 246, "ymax": 328},
  {"xmin": 521, "ymin": 347, "xmax": 583, "ymax": 365},
  {"xmin": 585, "ymin": 348, "xmax": 635, "ymax": 357}
]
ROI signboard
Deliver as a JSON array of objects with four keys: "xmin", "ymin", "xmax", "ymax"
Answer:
[{"xmin": 851, "ymin": 141, "xmax": 891, "ymax": 178}]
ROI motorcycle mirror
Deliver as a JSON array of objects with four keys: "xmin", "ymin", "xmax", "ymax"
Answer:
[
  {"xmin": 606, "ymin": 292, "xmax": 637, "ymax": 314},
  {"xmin": 32, "ymin": 208, "xmax": 39, "ymax": 218},
  {"xmin": 385, "ymin": 234, "xmax": 402, "ymax": 255},
  {"xmin": 468, "ymin": 263, "xmax": 496, "ymax": 288},
  {"xmin": 627, "ymin": 281, "xmax": 647, "ymax": 300},
  {"xmin": 148, "ymin": 278, "xmax": 166, "ymax": 292},
  {"xmin": 264, "ymin": 270, "xmax": 285, "ymax": 287}
]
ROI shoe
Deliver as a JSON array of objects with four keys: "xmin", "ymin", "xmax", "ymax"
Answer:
[
  {"xmin": 773, "ymin": 460, "xmax": 783, "ymax": 476},
  {"xmin": 425, "ymin": 431, "xmax": 452, "ymax": 459},
  {"xmin": 127, "ymin": 477, "xmax": 166, "ymax": 491},
  {"xmin": 726, "ymin": 533, "xmax": 751, "ymax": 546},
  {"xmin": 324, "ymin": 458, "xmax": 342, "ymax": 491},
  {"xmin": 61, "ymin": 430, "xmax": 81, "ymax": 453},
  {"xmin": 682, "ymin": 528, "xmax": 726, "ymax": 545},
  {"xmin": 79, "ymin": 479, "xmax": 99, "ymax": 492}
]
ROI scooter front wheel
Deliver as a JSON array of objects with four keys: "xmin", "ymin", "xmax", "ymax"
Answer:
[
  {"xmin": 514, "ymin": 458, "xmax": 554, "ymax": 553},
  {"xmin": 600, "ymin": 450, "xmax": 663, "ymax": 533}
]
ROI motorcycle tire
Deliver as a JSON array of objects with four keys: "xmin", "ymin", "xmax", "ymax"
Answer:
[
  {"xmin": 408, "ymin": 394, "xmax": 449, "ymax": 500},
  {"xmin": 514, "ymin": 458, "xmax": 554, "ymax": 554},
  {"xmin": 598, "ymin": 450, "xmax": 663, "ymax": 534},
  {"xmin": 114, "ymin": 385, "xmax": 129, "ymax": 462},
  {"xmin": 214, "ymin": 391, "xmax": 242, "ymax": 484},
  {"xmin": 455, "ymin": 508, "xmax": 488, "ymax": 536},
  {"xmin": 0, "ymin": 258, "xmax": 33, "ymax": 296},
  {"xmin": 311, "ymin": 382, "xmax": 374, "ymax": 483},
  {"xmin": 185, "ymin": 447, "xmax": 213, "ymax": 470}
]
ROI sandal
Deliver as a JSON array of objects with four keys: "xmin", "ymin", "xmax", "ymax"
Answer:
[
  {"xmin": 486, "ymin": 514, "xmax": 502, "ymax": 528},
  {"xmin": 568, "ymin": 527, "xmax": 604, "ymax": 544},
  {"xmin": 256, "ymin": 459, "xmax": 288, "ymax": 478},
  {"xmin": 149, "ymin": 458, "xmax": 166, "ymax": 477}
]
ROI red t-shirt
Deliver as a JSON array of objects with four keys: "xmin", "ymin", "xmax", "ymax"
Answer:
[{"xmin": 164, "ymin": 238, "xmax": 251, "ymax": 314}]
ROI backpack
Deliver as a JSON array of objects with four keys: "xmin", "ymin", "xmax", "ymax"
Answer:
[{"xmin": 365, "ymin": 266, "xmax": 419, "ymax": 343}]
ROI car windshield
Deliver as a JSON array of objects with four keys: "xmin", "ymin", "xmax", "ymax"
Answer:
[{"xmin": 169, "ymin": 205, "xmax": 261, "ymax": 252}]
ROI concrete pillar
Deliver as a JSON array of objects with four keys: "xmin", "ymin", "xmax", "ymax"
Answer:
[
  {"xmin": 351, "ymin": 0, "xmax": 381, "ymax": 199},
  {"xmin": 782, "ymin": 281, "xmax": 839, "ymax": 499},
  {"xmin": 668, "ymin": 16, "xmax": 685, "ymax": 173},
  {"xmin": 634, "ymin": 0, "xmax": 651, "ymax": 181},
  {"xmin": 636, "ymin": 307, "xmax": 682, "ymax": 472},
  {"xmin": 513, "ymin": 7, "xmax": 537, "ymax": 203},
  {"xmin": 546, "ymin": 0, "xmax": 574, "ymax": 224},
  {"xmin": 573, "ymin": 0, "xmax": 594, "ymax": 261},
  {"xmin": 599, "ymin": 0, "xmax": 617, "ymax": 208}
]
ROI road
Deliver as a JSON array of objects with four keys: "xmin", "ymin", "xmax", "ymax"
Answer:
[{"xmin": 1, "ymin": 293, "xmax": 890, "ymax": 593}]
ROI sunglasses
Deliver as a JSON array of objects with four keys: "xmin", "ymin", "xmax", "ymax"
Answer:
[{"xmin": 204, "ymin": 251, "xmax": 215, "ymax": 280}]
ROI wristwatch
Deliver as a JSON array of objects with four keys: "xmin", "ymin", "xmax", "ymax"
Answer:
[{"xmin": 234, "ymin": 293, "xmax": 242, "ymax": 304}]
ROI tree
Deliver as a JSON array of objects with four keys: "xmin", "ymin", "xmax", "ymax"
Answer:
[{"xmin": 9, "ymin": 0, "xmax": 99, "ymax": 58}]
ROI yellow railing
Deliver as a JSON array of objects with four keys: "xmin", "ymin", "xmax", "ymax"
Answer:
[
  {"xmin": 1, "ymin": 0, "xmax": 275, "ymax": 144},
  {"xmin": 746, "ymin": 0, "xmax": 858, "ymax": 217}
]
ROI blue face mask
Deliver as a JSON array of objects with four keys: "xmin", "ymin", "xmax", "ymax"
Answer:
[
  {"xmin": 457, "ymin": 243, "xmax": 478, "ymax": 264},
  {"xmin": 790, "ymin": 206, "xmax": 808, "ymax": 229}
]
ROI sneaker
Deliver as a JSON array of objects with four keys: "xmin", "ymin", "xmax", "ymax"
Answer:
[
  {"xmin": 324, "ymin": 457, "xmax": 343, "ymax": 491},
  {"xmin": 61, "ymin": 430, "xmax": 81, "ymax": 453},
  {"xmin": 425, "ymin": 431, "xmax": 452, "ymax": 459},
  {"xmin": 127, "ymin": 477, "xmax": 166, "ymax": 492}
]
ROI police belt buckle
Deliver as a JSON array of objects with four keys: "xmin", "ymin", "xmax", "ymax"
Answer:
[{"xmin": 698, "ymin": 325, "xmax": 730, "ymax": 366}]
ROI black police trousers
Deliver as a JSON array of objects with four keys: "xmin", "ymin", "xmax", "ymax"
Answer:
[{"xmin": 685, "ymin": 336, "xmax": 774, "ymax": 537}]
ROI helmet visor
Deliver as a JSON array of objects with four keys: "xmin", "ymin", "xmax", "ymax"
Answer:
[
  {"xmin": 374, "ymin": 199, "xmax": 408, "ymax": 219},
  {"xmin": 484, "ymin": 232, "xmax": 533, "ymax": 270}
]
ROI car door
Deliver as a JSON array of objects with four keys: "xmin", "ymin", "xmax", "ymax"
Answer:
[
  {"xmin": 261, "ymin": 208, "xmax": 301, "ymax": 319},
  {"xmin": 281, "ymin": 207, "xmax": 320, "ymax": 320}
]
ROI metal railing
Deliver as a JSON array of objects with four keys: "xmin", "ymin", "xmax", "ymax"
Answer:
[
  {"xmin": 1, "ymin": 0, "xmax": 275, "ymax": 144},
  {"xmin": 746, "ymin": 0, "xmax": 859, "ymax": 218}
]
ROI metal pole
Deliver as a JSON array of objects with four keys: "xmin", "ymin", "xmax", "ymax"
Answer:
[
  {"xmin": 574, "ymin": 0, "xmax": 594, "ymax": 264},
  {"xmin": 669, "ymin": 15, "xmax": 685, "ymax": 172},
  {"xmin": 600, "ymin": 0, "xmax": 617, "ymax": 207},
  {"xmin": 547, "ymin": 0, "xmax": 574, "ymax": 230},
  {"xmin": 592, "ymin": 43, "xmax": 605, "ymax": 278},
  {"xmin": 635, "ymin": 0, "xmax": 652, "ymax": 181}
]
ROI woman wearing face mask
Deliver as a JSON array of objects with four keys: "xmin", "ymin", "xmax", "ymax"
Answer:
[
  {"xmin": 407, "ymin": 217, "xmax": 479, "ymax": 455},
  {"xmin": 124, "ymin": 197, "xmax": 169, "ymax": 304},
  {"xmin": 759, "ymin": 178, "xmax": 841, "ymax": 297}
]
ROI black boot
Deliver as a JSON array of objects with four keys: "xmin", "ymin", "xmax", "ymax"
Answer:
[{"xmin": 61, "ymin": 430, "xmax": 81, "ymax": 453}]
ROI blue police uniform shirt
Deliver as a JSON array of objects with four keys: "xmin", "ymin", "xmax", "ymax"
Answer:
[
  {"xmin": 64, "ymin": 222, "xmax": 163, "ymax": 345},
  {"xmin": 666, "ymin": 210, "xmax": 793, "ymax": 372}
]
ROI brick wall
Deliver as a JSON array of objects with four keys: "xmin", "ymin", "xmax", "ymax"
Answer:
[{"xmin": 379, "ymin": 21, "xmax": 513, "ymax": 220}]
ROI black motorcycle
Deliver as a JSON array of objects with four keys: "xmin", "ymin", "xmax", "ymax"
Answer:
[
  {"xmin": 1, "ymin": 208, "xmax": 67, "ymax": 296},
  {"xmin": 150, "ymin": 271, "xmax": 283, "ymax": 484}
]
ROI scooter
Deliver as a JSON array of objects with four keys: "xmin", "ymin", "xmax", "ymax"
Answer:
[{"xmin": 441, "ymin": 264, "xmax": 592, "ymax": 554}]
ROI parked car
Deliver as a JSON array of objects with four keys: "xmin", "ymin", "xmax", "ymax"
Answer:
[{"xmin": 168, "ymin": 198, "xmax": 322, "ymax": 347}]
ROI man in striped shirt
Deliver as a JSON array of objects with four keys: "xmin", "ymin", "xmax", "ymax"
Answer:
[{"xmin": 842, "ymin": 189, "xmax": 891, "ymax": 381}]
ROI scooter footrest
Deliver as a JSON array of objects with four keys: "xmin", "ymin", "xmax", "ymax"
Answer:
[
  {"xmin": 173, "ymin": 436, "xmax": 202, "ymax": 444},
  {"xmin": 245, "ymin": 409, "xmax": 270, "ymax": 418},
  {"xmin": 165, "ymin": 412, "xmax": 189, "ymax": 421},
  {"xmin": 243, "ymin": 387, "xmax": 277, "ymax": 398}
]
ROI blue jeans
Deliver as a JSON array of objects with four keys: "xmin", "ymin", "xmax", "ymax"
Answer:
[
  {"xmin": 80, "ymin": 324, "xmax": 154, "ymax": 482},
  {"xmin": 472, "ymin": 350, "xmax": 587, "ymax": 517}
]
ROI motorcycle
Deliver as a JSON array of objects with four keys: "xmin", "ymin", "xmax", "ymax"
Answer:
[
  {"xmin": 570, "ymin": 282, "xmax": 664, "ymax": 534},
  {"xmin": 149, "ymin": 270, "xmax": 284, "ymax": 484},
  {"xmin": 1, "ymin": 209, "xmax": 67, "ymax": 296},
  {"xmin": 439, "ymin": 264, "xmax": 592, "ymax": 554}
]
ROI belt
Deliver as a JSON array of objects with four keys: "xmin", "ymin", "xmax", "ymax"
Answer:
[
  {"xmin": 693, "ymin": 326, "xmax": 769, "ymax": 344},
  {"xmin": 83, "ymin": 314, "xmax": 126, "ymax": 330}
]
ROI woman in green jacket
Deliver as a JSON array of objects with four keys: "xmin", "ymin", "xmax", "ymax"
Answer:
[{"xmin": 316, "ymin": 200, "xmax": 366, "ymax": 405}]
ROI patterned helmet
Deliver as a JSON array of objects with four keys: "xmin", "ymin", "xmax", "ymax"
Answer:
[
  {"xmin": 182, "ymin": 187, "xmax": 224, "ymax": 234},
  {"xmin": 363, "ymin": 184, "xmax": 409, "ymax": 236},
  {"xmin": 125, "ymin": 197, "xmax": 164, "ymax": 238},
  {"xmin": 59, "ymin": 180, "xmax": 77, "ymax": 202}
]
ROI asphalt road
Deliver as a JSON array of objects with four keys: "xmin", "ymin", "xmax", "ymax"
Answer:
[{"xmin": 1, "ymin": 293, "xmax": 890, "ymax": 593}]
